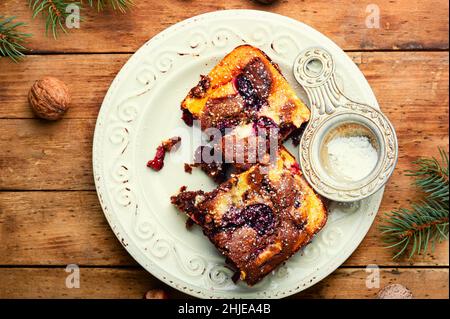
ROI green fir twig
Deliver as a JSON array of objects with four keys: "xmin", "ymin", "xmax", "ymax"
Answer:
[
  {"xmin": 0, "ymin": 16, "xmax": 31, "ymax": 62},
  {"xmin": 84, "ymin": 0, "xmax": 134, "ymax": 13},
  {"xmin": 380, "ymin": 148, "xmax": 449, "ymax": 259},
  {"xmin": 29, "ymin": 0, "xmax": 76, "ymax": 39},
  {"xmin": 406, "ymin": 147, "xmax": 449, "ymax": 202}
]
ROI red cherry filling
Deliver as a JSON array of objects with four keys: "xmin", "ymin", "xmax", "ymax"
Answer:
[
  {"xmin": 181, "ymin": 109, "xmax": 194, "ymax": 127},
  {"xmin": 147, "ymin": 137, "xmax": 181, "ymax": 171},
  {"xmin": 233, "ymin": 74, "xmax": 263, "ymax": 111},
  {"xmin": 147, "ymin": 145, "xmax": 166, "ymax": 171},
  {"xmin": 253, "ymin": 116, "xmax": 278, "ymax": 131},
  {"xmin": 222, "ymin": 203, "xmax": 275, "ymax": 235},
  {"xmin": 217, "ymin": 117, "xmax": 241, "ymax": 136},
  {"xmin": 290, "ymin": 162, "xmax": 301, "ymax": 175},
  {"xmin": 252, "ymin": 116, "xmax": 280, "ymax": 153},
  {"xmin": 286, "ymin": 123, "xmax": 307, "ymax": 146}
]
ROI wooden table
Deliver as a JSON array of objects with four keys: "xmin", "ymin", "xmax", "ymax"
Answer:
[{"xmin": 0, "ymin": 0, "xmax": 448, "ymax": 299}]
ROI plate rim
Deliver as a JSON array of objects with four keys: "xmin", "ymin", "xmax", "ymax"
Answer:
[{"xmin": 93, "ymin": 9, "xmax": 382, "ymax": 299}]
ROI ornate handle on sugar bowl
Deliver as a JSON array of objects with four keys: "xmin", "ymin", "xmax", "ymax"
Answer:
[{"xmin": 293, "ymin": 47, "xmax": 399, "ymax": 202}]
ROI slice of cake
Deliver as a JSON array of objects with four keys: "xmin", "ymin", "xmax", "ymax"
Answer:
[
  {"xmin": 171, "ymin": 148, "xmax": 327, "ymax": 286},
  {"xmin": 181, "ymin": 45, "xmax": 311, "ymax": 179},
  {"xmin": 181, "ymin": 44, "xmax": 310, "ymax": 137}
]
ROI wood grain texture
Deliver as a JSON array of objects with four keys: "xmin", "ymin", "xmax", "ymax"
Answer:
[
  {"xmin": 0, "ymin": 55, "xmax": 124, "ymax": 119},
  {"xmin": 0, "ymin": 267, "xmax": 447, "ymax": 299},
  {"xmin": 0, "ymin": 53, "xmax": 448, "ymax": 190},
  {"xmin": 0, "ymin": 0, "xmax": 448, "ymax": 299},
  {"xmin": 0, "ymin": 53, "xmax": 448, "ymax": 268},
  {"xmin": 0, "ymin": 191, "xmax": 448, "ymax": 266},
  {"xmin": 0, "ymin": 0, "xmax": 448, "ymax": 53},
  {"xmin": 0, "ymin": 119, "xmax": 95, "ymax": 190},
  {"xmin": 0, "ymin": 192, "xmax": 136, "ymax": 266},
  {"xmin": 0, "ymin": 52, "xmax": 449, "ymax": 120}
]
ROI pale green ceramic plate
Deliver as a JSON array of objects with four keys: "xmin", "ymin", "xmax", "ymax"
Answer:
[{"xmin": 93, "ymin": 9, "xmax": 383, "ymax": 299}]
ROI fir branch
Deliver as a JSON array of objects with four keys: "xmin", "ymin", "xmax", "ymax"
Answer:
[
  {"xmin": 406, "ymin": 148, "xmax": 449, "ymax": 203},
  {"xmin": 380, "ymin": 148, "xmax": 449, "ymax": 259},
  {"xmin": 29, "ymin": 0, "xmax": 76, "ymax": 39},
  {"xmin": 84, "ymin": 0, "xmax": 133, "ymax": 13},
  {"xmin": 0, "ymin": 16, "xmax": 31, "ymax": 62}
]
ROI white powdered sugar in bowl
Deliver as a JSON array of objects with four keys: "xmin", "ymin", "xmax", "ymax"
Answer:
[{"xmin": 325, "ymin": 135, "xmax": 378, "ymax": 182}]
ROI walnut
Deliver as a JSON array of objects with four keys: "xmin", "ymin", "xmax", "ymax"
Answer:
[
  {"xmin": 144, "ymin": 289, "xmax": 169, "ymax": 299},
  {"xmin": 28, "ymin": 77, "xmax": 70, "ymax": 120}
]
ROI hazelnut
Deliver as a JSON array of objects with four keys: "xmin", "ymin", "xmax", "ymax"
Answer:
[
  {"xmin": 144, "ymin": 289, "xmax": 169, "ymax": 299},
  {"xmin": 28, "ymin": 76, "xmax": 70, "ymax": 120}
]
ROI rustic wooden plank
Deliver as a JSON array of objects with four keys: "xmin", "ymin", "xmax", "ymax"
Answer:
[
  {"xmin": 0, "ymin": 119, "xmax": 95, "ymax": 190},
  {"xmin": 0, "ymin": 52, "xmax": 448, "ymax": 265},
  {"xmin": 0, "ymin": 52, "xmax": 448, "ymax": 120},
  {"xmin": 0, "ymin": 267, "xmax": 186, "ymax": 299},
  {"xmin": 0, "ymin": 191, "xmax": 448, "ymax": 266},
  {"xmin": 0, "ymin": 55, "xmax": 126, "ymax": 119},
  {"xmin": 0, "ymin": 267, "xmax": 447, "ymax": 298},
  {"xmin": 293, "ymin": 268, "xmax": 449, "ymax": 299},
  {"xmin": 0, "ymin": 0, "xmax": 448, "ymax": 53},
  {"xmin": 0, "ymin": 51, "xmax": 448, "ymax": 188},
  {"xmin": 0, "ymin": 192, "xmax": 136, "ymax": 266}
]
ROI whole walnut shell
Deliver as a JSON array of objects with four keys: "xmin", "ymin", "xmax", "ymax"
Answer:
[{"xmin": 28, "ymin": 77, "xmax": 70, "ymax": 120}]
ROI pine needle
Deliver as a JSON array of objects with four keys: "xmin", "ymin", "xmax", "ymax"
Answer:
[
  {"xmin": 29, "ymin": 0, "xmax": 78, "ymax": 39},
  {"xmin": 0, "ymin": 16, "xmax": 31, "ymax": 63},
  {"xmin": 380, "ymin": 147, "xmax": 449, "ymax": 259}
]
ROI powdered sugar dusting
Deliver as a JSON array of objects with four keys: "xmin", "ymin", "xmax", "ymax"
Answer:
[{"xmin": 326, "ymin": 135, "xmax": 378, "ymax": 181}]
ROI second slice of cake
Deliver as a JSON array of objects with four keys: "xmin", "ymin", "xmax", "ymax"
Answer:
[{"xmin": 171, "ymin": 148, "xmax": 327, "ymax": 285}]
